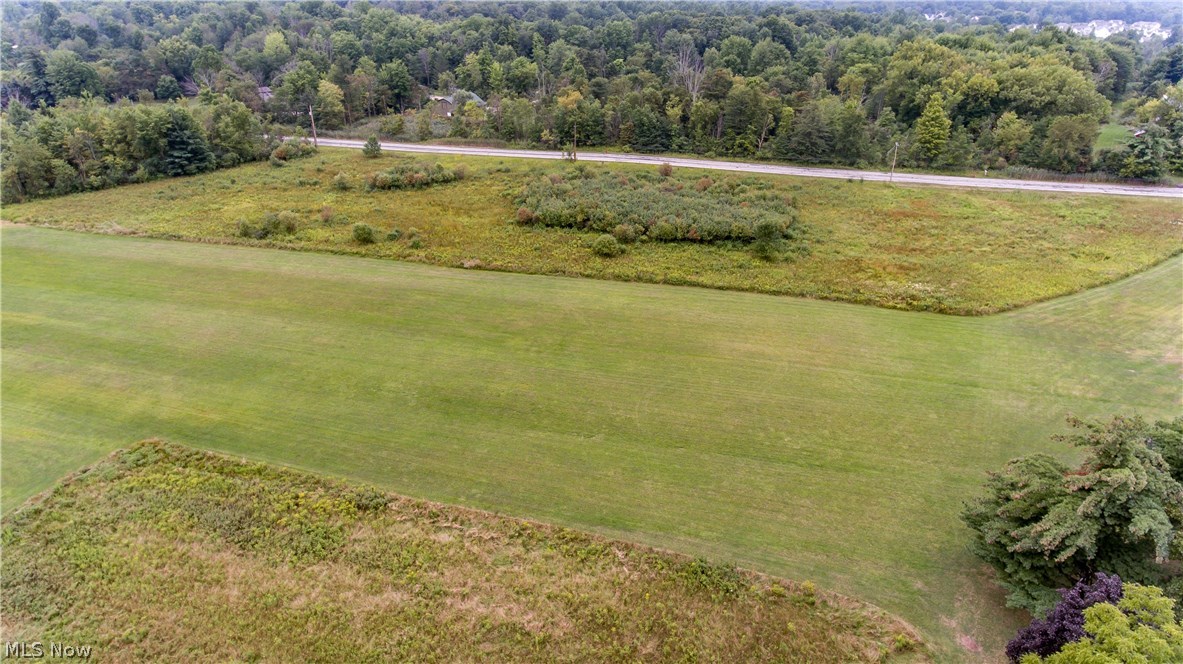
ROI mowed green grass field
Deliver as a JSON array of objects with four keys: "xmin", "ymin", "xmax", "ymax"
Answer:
[
  {"xmin": 3, "ymin": 226, "xmax": 1180, "ymax": 659},
  {"xmin": 1094, "ymin": 123, "xmax": 1132, "ymax": 152}
]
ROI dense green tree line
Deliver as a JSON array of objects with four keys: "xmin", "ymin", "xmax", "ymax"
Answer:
[
  {"xmin": 1, "ymin": 94, "xmax": 266, "ymax": 201},
  {"xmin": 2, "ymin": 1, "xmax": 1181, "ymax": 194}
]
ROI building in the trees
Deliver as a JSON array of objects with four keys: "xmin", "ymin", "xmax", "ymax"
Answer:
[{"xmin": 428, "ymin": 90, "xmax": 485, "ymax": 118}]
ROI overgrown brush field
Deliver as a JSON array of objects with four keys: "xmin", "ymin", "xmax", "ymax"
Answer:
[
  {"xmin": 4, "ymin": 228, "xmax": 1180, "ymax": 659},
  {"xmin": 1, "ymin": 441, "xmax": 925, "ymax": 663},
  {"xmin": 513, "ymin": 170, "xmax": 802, "ymax": 247},
  {"xmin": 3, "ymin": 149, "xmax": 1179, "ymax": 313}
]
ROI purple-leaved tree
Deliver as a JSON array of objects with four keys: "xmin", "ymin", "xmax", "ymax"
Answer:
[{"xmin": 1006, "ymin": 572, "xmax": 1124, "ymax": 662}]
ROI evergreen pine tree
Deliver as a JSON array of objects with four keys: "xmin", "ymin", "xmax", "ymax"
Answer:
[
  {"xmin": 914, "ymin": 93, "xmax": 951, "ymax": 164},
  {"xmin": 781, "ymin": 104, "xmax": 832, "ymax": 163},
  {"xmin": 962, "ymin": 415, "xmax": 1183, "ymax": 614},
  {"xmin": 362, "ymin": 135, "xmax": 382, "ymax": 158},
  {"xmin": 630, "ymin": 108, "xmax": 671, "ymax": 153},
  {"xmin": 162, "ymin": 107, "xmax": 216, "ymax": 176}
]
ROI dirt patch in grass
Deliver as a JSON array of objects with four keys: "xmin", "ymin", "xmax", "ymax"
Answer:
[{"xmin": 2, "ymin": 441, "xmax": 927, "ymax": 663}]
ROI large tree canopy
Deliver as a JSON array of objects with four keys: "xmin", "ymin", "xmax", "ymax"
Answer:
[{"xmin": 962, "ymin": 416, "xmax": 1183, "ymax": 614}]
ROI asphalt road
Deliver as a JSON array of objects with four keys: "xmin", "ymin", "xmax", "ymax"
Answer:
[{"xmin": 314, "ymin": 137, "xmax": 1183, "ymax": 199}]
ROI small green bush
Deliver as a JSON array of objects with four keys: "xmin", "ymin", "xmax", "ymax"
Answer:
[
  {"xmin": 592, "ymin": 234, "xmax": 624, "ymax": 257},
  {"xmin": 350, "ymin": 487, "xmax": 390, "ymax": 512},
  {"xmin": 611, "ymin": 223, "xmax": 641, "ymax": 244},
  {"xmin": 679, "ymin": 559, "xmax": 743, "ymax": 598},
  {"xmin": 331, "ymin": 172, "xmax": 350, "ymax": 191},
  {"xmin": 386, "ymin": 228, "xmax": 403, "ymax": 241},
  {"xmin": 752, "ymin": 218, "xmax": 787, "ymax": 260},
  {"xmin": 650, "ymin": 221, "xmax": 679, "ymax": 242},
  {"xmin": 274, "ymin": 211, "xmax": 299, "ymax": 234},
  {"xmin": 352, "ymin": 223, "xmax": 376, "ymax": 244}
]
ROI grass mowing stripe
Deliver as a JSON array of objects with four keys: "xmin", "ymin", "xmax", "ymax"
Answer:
[{"xmin": 2, "ymin": 227, "xmax": 1179, "ymax": 661}]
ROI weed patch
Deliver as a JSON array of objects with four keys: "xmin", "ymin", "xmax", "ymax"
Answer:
[
  {"xmin": 515, "ymin": 170, "xmax": 802, "ymax": 247},
  {"xmin": 365, "ymin": 162, "xmax": 463, "ymax": 191},
  {"xmin": 2, "ymin": 442, "xmax": 925, "ymax": 662}
]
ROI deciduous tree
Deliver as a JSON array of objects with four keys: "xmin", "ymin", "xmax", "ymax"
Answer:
[
  {"xmin": 1039, "ymin": 115, "xmax": 1099, "ymax": 173},
  {"xmin": 994, "ymin": 111, "xmax": 1033, "ymax": 163}
]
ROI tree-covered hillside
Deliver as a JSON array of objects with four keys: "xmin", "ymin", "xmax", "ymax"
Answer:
[{"xmin": 2, "ymin": 1, "xmax": 1182, "ymax": 201}]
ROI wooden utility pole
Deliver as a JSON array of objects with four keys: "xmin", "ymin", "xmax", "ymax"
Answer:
[
  {"xmin": 308, "ymin": 104, "xmax": 318, "ymax": 148},
  {"xmin": 889, "ymin": 141, "xmax": 899, "ymax": 182},
  {"xmin": 572, "ymin": 119, "xmax": 578, "ymax": 162}
]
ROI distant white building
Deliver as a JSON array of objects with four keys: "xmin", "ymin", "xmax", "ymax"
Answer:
[{"xmin": 1051, "ymin": 20, "xmax": 1172, "ymax": 42}]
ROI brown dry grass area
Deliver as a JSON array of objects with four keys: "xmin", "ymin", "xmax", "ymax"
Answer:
[{"xmin": 1, "ymin": 441, "xmax": 927, "ymax": 663}]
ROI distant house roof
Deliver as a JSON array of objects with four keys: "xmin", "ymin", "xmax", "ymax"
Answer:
[
  {"xmin": 258, "ymin": 86, "xmax": 273, "ymax": 101},
  {"xmin": 428, "ymin": 90, "xmax": 485, "ymax": 106}
]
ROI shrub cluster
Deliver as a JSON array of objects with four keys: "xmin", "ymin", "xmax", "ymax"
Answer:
[
  {"xmin": 236, "ymin": 211, "xmax": 300, "ymax": 239},
  {"xmin": 378, "ymin": 114, "xmax": 405, "ymax": 138},
  {"xmin": 513, "ymin": 171, "xmax": 802, "ymax": 248},
  {"xmin": 1007, "ymin": 573, "xmax": 1124, "ymax": 661},
  {"xmin": 1007, "ymin": 575, "xmax": 1183, "ymax": 663},
  {"xmin": 268, "ymin": 137, "xmax": 316, "ymax": 166},
  {"xmin": 365, "ymin": 162, "xmax": 462, "ymax": 191}
]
